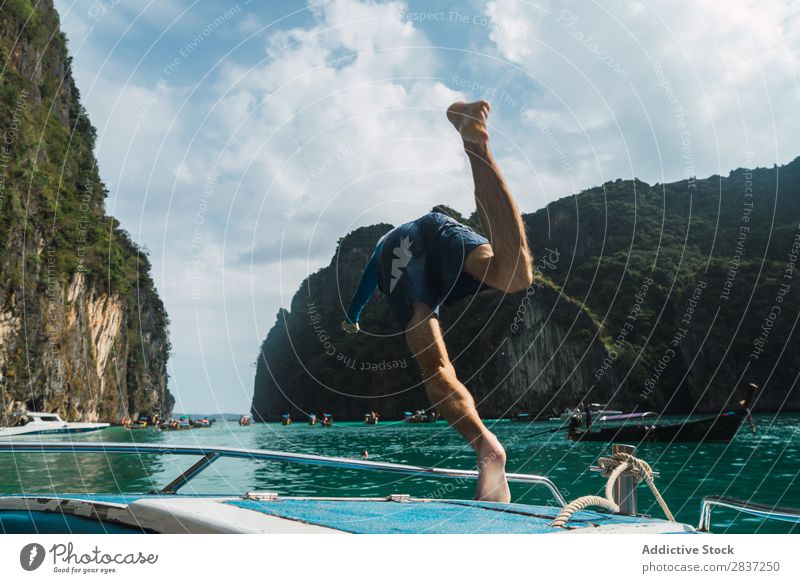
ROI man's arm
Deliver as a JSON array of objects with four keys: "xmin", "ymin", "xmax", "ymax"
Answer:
[{"xmin": 342, "ymin": 240, "xmax": 383, "ymax": 333}]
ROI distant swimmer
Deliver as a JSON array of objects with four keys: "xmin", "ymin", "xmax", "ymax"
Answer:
[{"xmin": 341, "ymin": 101, "xmax": 533, "ymax": 503}]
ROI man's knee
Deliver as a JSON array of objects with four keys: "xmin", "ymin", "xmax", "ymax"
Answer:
[
  {"xmin": 506, "ymin": 262, "xmax": 533, "ymax": 293},
  {"xmin": 472, "ymin": 259, "xmax": 533, "ymax": 293},
  {"xmin": 465, "ymin": 245, "xmax": 532, "ymax": 292},
  {"xmin": 413, "ymin": 340, "xmax": 457, "ymax": 381},
  {"xmin": 464, "ymin": 244, "xmax": 493, "ymax": 280}
]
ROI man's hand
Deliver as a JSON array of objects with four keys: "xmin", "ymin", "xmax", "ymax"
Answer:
[{"xmin": 341, "ymin": 320, "xmax": 360, "ymax": 334}]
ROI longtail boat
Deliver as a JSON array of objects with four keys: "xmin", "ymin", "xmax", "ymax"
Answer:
[{"xmin": 568, "ymin": 383, "xmax": 759, "ymax": 443}]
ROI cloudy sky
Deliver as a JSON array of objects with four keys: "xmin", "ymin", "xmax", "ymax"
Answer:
[{"xmin": 53, "ymin": 0, "xmax": 799, "ymax": 414}]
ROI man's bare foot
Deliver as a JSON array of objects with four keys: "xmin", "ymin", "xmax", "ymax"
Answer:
[
  {"xmin": 474, "ymin": 432, "xmax": 511, "ymax": 502},
  {"xmin": 447, "ymin": 100, "xmax": 490, "ymax": 144}
]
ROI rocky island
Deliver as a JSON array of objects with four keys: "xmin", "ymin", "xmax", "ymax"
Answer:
[{"xmin": 0, "ymin": 1, "xmax": 172, "ymax": 422}]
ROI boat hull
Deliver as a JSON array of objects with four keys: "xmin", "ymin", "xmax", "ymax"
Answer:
[
  {"xmin": 569, "ymin": 411, "xmax": 745, "ymax": 443},
  {"xmin": 0, "ymin": 423, "xmax": 109, "ymax": 438}
]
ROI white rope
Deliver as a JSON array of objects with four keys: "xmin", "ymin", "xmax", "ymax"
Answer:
[{"xmin": 550, "ymin": 452, "xmax": 675, "ymax": 528}]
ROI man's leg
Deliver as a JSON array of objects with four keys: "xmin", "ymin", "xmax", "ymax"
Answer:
[
  {"xmin": 405, "ymin": 302, "xmax": 511, "ymax": 502},
  {"xmin": 446, "ymin": 101, "xmax": 533, "ymax": 292}
]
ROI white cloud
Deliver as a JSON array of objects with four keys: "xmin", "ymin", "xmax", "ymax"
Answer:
[
  {"xmin": 484, "ymin": 0, "xmax": 548, "ymax": 63},
  {"xmin": 209, "ymin": 0, "xmax": 472, "ymax": 271},
  {"xmin": 174, "ymin": 162, "xmax": 193, "ymax": 183},
  {"xmin": 483, "ymin": 0, "xmax": 800, "ymax": 191},
  {"xmin": 236, "ymin": 13, "xmax": 263, "ymax": 35}
]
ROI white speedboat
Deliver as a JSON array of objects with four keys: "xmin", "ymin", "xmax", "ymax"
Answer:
[{"xmin": 0, "ymin": 412, "xmax": 109, "ymax": 437}]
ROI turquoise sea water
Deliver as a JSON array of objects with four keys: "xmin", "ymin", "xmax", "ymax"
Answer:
[{"xmin": 1, "ymin": 414, "xmax": 797, "ymax": 534}]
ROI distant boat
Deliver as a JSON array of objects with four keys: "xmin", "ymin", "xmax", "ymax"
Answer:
[
  {"xmin": 403, "ymin": 410, "xmax": 439, "ymax": 423},
  {"xmin": 550, "ymin": 403, "xmax": 623, "ymax": 422},
  {"xmin": 320, "ymin": 413, "xmax": 333, "ymax": 427},
  {"xmin": 238, "ymin": 415, "xmax": 251, "ymax": 426},
  {"xmin": 122, "ymin": 415, "xmax": 152, "ymax": 430},
  {"xmin": 161, "ymin": 417, "xmax": 193, "ymax": 431},
  {"xmin": 281, "ymin": 414, "xmax": 293, "ymax": 426},
  {"xmin": 191, "ymin": 418, "xmax": 212, "ymax": 428},
  {"xmin": 308, "ymin": 413, "xmax": 317, "ymax": 426},
  {"xmin": 363, "ymin": 411, "xmax": 379, "ymax": 425},
  {"xmin": 0, "ymin": 412, "xmax": 109, "ymax": 438},
  {"xmin": 568, "ymin": 384, "xmax": 759, "ymax": 443}
]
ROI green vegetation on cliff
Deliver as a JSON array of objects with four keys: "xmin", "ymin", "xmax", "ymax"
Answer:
[{"xmin": 524, "ymin": 159, "xmax": 800, "ymax": 412}]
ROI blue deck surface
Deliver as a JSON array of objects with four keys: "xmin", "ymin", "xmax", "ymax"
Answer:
[{"xmin": 224, "ymin": 498, "xmax": 664, "ymax": 534}]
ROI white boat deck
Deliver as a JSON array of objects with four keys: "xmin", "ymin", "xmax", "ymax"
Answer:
[{"xmin": 0, "ymin": 494, "xmax": 697, "ymax": 534}]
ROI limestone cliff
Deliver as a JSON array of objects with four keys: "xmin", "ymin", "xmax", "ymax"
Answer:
[{"xmin": 0, "ymin": 1, "xmax": 172, "ymax": 421}]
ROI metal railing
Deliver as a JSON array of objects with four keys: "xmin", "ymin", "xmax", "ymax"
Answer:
[
  {"xmin": 0, "ymin": 441, "xmax": 566, "ymax": 504},
  {"xmin": 698, "ymin": 495, "xmax": 800, "ymax": 532}
]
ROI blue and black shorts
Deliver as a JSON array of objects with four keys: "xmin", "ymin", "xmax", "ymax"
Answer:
[{"xmin": 377, "ymin": 212, "xmax": 490, "ymax": 328}]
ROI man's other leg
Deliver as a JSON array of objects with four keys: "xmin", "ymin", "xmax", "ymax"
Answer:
[
  {"xmin": 447, "ymin": 101, "xmax": 533, "ymax": 293},
  {"xmin": 405, "ymin": 303, "xmax": 510, "ymax": 502}
]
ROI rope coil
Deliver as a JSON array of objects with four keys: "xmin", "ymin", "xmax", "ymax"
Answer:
[{"xmin": 550, "ymin": 452, "xmax": 675, "ymax": 528}]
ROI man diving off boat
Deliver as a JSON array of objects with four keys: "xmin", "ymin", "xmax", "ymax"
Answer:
[{"xmin": 341, "ymin": 100, "xmax": 533, "ymax": 503}]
